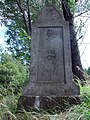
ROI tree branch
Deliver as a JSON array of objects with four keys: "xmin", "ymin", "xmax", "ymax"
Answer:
[
  {"xmin": 27, "ymin": 0, "xmax": 31, "ymax": 36},
  {"xmin": 75, "ymin": 10, "xmax": 90, "ymax": 18},
  {"xmin": 15, "ymin": 0, "xmax": 29, "ymax": 34},
  {"xmin": 62, "ymin": 0, "xmax": 73, "ymax": 21},
  {"xmin": 62, "ymin": 0, "xmax": 85, "ymax": 82}
]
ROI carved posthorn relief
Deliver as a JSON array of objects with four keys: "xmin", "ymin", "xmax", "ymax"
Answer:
[{"xmin": 46, "ymin": 50, "xmax": 56, "ymax": 61}]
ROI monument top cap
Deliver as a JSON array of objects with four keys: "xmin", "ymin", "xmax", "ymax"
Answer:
[{"xmin": 34, "ymin": 5, "xmax": 67, "ymax": 26}]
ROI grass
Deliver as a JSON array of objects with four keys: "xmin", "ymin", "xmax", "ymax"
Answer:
[
  {"xmin": 0, "ymin": 80, "xmax": 90, "ymax": 120},
  {"xmin": 66, "ymin": 80, "xmax": 90, "ymax": 120}
]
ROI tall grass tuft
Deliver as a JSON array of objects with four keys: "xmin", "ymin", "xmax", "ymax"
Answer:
[{"xmin": 66, "ymin": 80, "xmax": 90, "ymax": 120}]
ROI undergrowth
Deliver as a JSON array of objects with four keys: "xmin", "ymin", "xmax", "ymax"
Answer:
[
  {"xmin": 0, "ymin": 80, "xmax": 90, "ymax": 120},
  {"xmin": 66, "ymin": 81, "xmax": 90, "ymax": 120}
]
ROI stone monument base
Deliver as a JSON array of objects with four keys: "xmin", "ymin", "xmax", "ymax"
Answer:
[{"xmin": 18, "ymin": 96, "xmax": 81, "ymax": 112}]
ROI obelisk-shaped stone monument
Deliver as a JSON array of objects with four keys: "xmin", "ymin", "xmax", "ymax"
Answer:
[{"xmin": 20, "ymin": 5, "xmax": 80, "ymax": 110}]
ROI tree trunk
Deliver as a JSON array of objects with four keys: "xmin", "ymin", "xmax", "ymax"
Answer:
[{"xmin": 62, "ymin": 0, "xmax": 85, "ymax": 83}]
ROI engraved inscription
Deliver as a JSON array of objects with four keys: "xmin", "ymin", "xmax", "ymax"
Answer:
[
  {"xmin": 45, "ymin": 50, "xmax": 57, "ymax": 73},
  {"xmin": 37, "ymin": 27, "xmax": 65, "ymax": 84},
  {"xmin": 46, "ymin": 50, "xmax": 56, "ymax": 61}
]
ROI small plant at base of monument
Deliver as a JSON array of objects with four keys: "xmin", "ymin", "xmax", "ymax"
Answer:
[{"xmin": 66, "ymin": 81, "xmax": 90, "ymax": 120}]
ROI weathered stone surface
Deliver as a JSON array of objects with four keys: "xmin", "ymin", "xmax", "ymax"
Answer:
[{"xmin": 23, "ymin": 5, "xmax": 80, "ymax": 97}]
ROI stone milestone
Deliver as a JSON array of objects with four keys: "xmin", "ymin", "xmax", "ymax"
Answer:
[{"xmin": 20, "ymin": 5, "xmax": 80, "ymax": 110}]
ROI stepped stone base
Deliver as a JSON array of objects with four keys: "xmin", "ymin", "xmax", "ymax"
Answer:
[{"xmin": 18, "ymin": 96, "xmax": 81, "ymax": 112}]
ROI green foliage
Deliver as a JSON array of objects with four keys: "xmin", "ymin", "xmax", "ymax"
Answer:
[
  {"xmin": 0, "ymin": 79, "xmax": 90, "ymax": 119},
  {"xmin": 0, "ymin": 52, "xmax": 28, "ymax": 94},
  {"xmin": 6, "ymin": 27, "xmax": 31, "ymax": 64},
  {"xmin": 0, "ymin": 50, "xmax": 29, "ymax": 119},
  {"xmin": 0, "ymin": 84, "xmax": 22, "ymax": 120},
  {"xmin": 85, "ymin": 67, "xmax": 90, "ymax": 75},
  {"xmin": 5, "ymin": 22, "xmax": 31, "ymax": 64},
  {"xmin": 67, "ymin": 83, "xmax": 90, "ymax": 120},
  {"xmin": 68, "ymin": 0, "xmax": 76, "ymax": 14}
]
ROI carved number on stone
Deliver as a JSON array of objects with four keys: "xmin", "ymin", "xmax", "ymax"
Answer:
[{"xmin": 46, "ymin": 50, "xmax": 56, "ymax": 61}]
